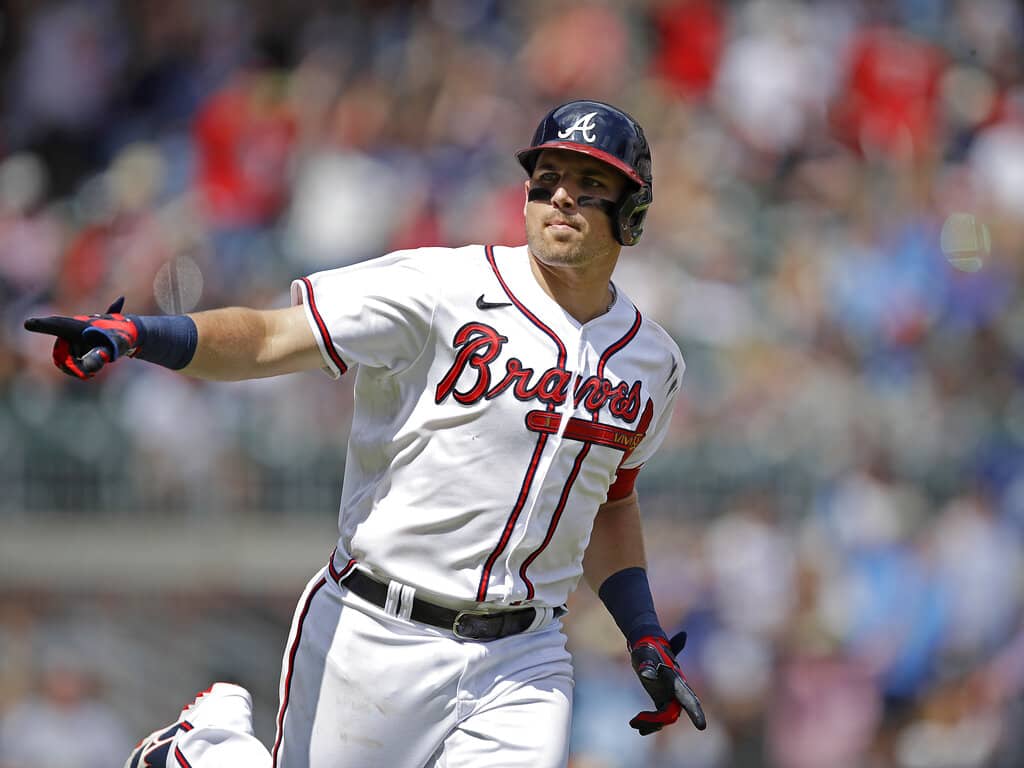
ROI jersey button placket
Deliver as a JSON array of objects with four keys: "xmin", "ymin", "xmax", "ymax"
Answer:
[{"xmin": 502, "ymin": 335, "xmax": 579, "ymax": 604}]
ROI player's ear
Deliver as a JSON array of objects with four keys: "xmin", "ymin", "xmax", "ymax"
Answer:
[{"xmin": 523, "ymin": 180, "xmax": 532, "ymax": 216}]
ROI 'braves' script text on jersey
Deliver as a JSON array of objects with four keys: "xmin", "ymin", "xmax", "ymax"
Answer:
[{"xmin": 291, "ymin": 244, "xmax": 684, "ymax": 609}]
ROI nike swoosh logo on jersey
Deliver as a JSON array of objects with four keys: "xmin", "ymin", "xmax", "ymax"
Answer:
[{"xmin": 476, "ymin": 295, "xmax": 513, "ymax": 310}]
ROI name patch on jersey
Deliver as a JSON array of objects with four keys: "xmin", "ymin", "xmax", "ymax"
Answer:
[
  {"xmin": 434, "ymin": 322, "xmax": 642, "ymax": 423},
  {"xmin": 525, "ymin": 410, "xmax": 646, "ymax": 451}
]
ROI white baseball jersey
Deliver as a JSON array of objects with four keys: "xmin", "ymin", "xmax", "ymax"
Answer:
[{"xmin": 290, "ymin": 243, "xmax": 684, "ymax": 610}]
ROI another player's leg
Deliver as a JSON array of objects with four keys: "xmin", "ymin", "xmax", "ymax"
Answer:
[{"xmin": 124, "ymin": 682, "xmax": 270, "ymax": 768}]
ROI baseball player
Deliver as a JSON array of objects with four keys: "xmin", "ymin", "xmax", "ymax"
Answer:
[{"xmin": 26, "ymin": 99, "xmax": 705, "ymax": 768}]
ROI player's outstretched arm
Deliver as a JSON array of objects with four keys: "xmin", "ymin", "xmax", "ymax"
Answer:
[
  {"xmin": 25, "ymin": 300, "xmax": 323, "ymax": 381},
  {"xmin": 584, "ymin": 493, "xmax": 707, "ymax": 734},
  {"xmin": 184, "ymin": 305, "xmax": 324, "ymax": 381}
]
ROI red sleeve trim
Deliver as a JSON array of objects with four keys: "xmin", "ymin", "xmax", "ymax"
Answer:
[
  {"xmin": 607, "ymin": 465, "xmax": 642, "ymax": 500},
  {"xmin": 300, "ymin": 277, "xmax": 348, "ymax": 375}
]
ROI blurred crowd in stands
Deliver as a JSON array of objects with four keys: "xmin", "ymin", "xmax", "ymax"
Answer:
[{"xmin": 2, "ymin": 0, "xmax": 1024, "ymax": 765}]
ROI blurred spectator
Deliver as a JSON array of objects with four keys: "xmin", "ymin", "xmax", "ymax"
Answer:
[
  {"xmin": 2, "ymin": 0, "xmax": 123, "ymax": 196},
  {"xmin": 829, "ymin": 23, "xmax": 948, "ymax": 161},
  {"xmin": 0, "ymin": 152, "xmax": 63, "ymax": 303},
  {"xmin": 56, "ymin": 142, "xmax": 175, "ymax": 311},
  {"xmin": 190, "ymin": 65, "xmax": 297, "ymax": 298},
  {"xmin": 929, "ymin": 492, "xmax": 1023, "ymax": 661},
  {"xmin": 0, "ymin": 657, "xmax": 131, "ymax": 768},
  {"xmin": 966, "ymin": 94, "xmax": 1024, "ymax": 267},
  {"xmin": 705, "ymin": 502, "xmax": 797, "ymax": 640},
  {"xmin": 520, "ymin": 3, "xmax": 629, "ymax": 100},
  {"xmin": 766, "ymin": 653, "xmax": 882, "ymax": 768},
  {"xmin": 712, "ymin": 0, "xmax": 842, "ymax": 160},
  {"xmin": 650, "ymin": 0, "xmax": 726, "ymax": 101},
  {"xmin": 284, "ymin": 137, "xmax": 420, "ymax": 269},
  {"xmin": 193, "ymin": 68, "xmax": 296, "ymax": 231}
]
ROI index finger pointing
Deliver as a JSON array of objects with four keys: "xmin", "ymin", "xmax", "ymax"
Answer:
[{"xmin": 24, "ymin": 316, "xmax": 88, "ymax": 340}]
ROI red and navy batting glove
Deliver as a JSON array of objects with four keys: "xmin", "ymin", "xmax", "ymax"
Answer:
[
  {"xmin": 24, "ymin": 297, "xmax": 140, "ymax": 380},
  {"xmin": 629, "ymin": 631, "xmax": 706, "ymax": 734}
]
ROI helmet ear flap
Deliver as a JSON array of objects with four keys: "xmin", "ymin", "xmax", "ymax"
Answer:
[{"xmin": 615, "ymin": 186, "xmax": 652, "ymax": 246}]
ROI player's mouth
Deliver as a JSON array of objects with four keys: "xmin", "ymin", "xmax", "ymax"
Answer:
[{"xmin": 545, "ymin": 217, "xmax": 580, "ymax": 233}]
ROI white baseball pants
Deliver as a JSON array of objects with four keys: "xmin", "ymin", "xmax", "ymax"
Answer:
[{"xmin": 272, "ymin": 567, "xmax": 575, "ymax": 768}]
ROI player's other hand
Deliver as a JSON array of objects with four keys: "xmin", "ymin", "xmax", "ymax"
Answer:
[
  {"xmin": 629, "ymin": 631, "xmax": 706, "ymax": 734},
  {"xmin": 24, "ymin": 297, "xmax": 139, "ymax": 379}
]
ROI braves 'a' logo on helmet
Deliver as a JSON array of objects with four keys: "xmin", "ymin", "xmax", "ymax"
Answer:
[{"xmin": 556, "ymin": 112, "xmax": 599, "ymax": 143}]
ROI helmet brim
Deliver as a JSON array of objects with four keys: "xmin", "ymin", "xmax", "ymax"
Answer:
[{"xmin": 516, "ymin": 142, "xmax": 646, "ymax": 187}]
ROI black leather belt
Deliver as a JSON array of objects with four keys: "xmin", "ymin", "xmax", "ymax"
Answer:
[{"xmin": 341, "ymin": 569, "xmax": 559, "ymax": 641}]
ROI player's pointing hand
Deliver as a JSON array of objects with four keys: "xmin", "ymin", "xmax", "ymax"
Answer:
[
  {"xmin": 628, "ymin": 631, "xmax": 706, "ymax": 734},
  {"xmin": 24, "ymin": 297, "xmax": 140, "ymax": 379}
]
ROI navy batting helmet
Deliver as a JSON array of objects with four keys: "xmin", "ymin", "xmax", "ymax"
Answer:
[{"xmin": 517, "ymin": 100, "xmax": 653, "ymax": 246}]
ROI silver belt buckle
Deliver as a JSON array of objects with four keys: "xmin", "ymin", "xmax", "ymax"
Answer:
[{"xmin": 452, "ymin": 609, "xmax": 494, "ymax": 640}]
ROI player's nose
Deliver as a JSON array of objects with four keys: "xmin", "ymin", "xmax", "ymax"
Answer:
[{"xmin": 549, "ymin": 184, "xmax": 578, "ymax": 209}]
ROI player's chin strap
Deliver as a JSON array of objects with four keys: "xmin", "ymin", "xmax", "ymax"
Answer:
[{"xmin": 527, "ymin": 186, "xmax": 617, "ymax": 218}]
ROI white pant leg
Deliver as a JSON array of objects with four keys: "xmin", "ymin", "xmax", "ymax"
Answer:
[
  {"xmin": 156, "ymin": 683, "xmax": 272, "ymax": 768},
  {"xmin": 174, "ymin": 727, "xmax": 271, "ymax": 767},
  {"xmin": 274, "ymin": 569, "xmax": 573, "ymax": 768},
  {"xmin": 274, "ymin": 569, "xmax": 463, "ymax": 768},
  {"xmin": 433, "ymin": 626, "xmax": 574, "ymax": 768}
]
